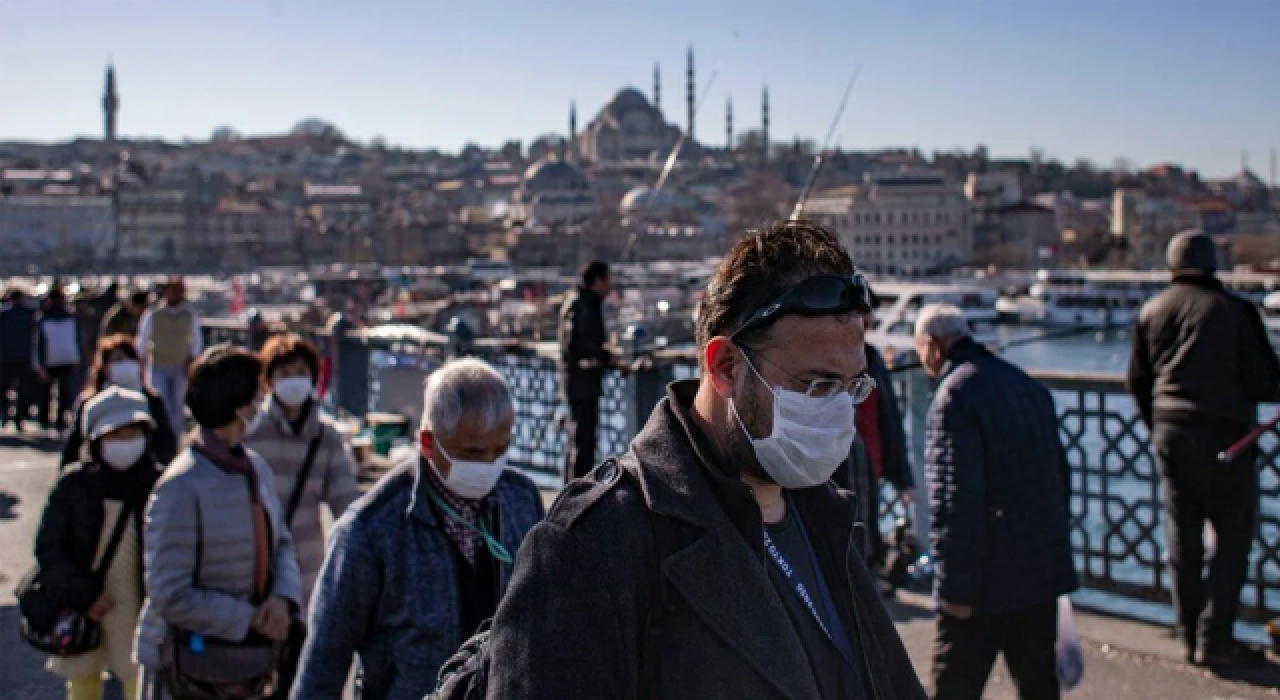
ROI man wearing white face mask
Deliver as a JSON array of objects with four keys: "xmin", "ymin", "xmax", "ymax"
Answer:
[
  {"xmin": 293, "ymin": 357, "xmax": 545, "ymax": 700},
  {"xmin": 485, "ymin": 222, "xmax": 925, "ymax": 699}
]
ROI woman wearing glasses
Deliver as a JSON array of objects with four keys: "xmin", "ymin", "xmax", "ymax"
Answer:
[{"xmin": 292, "ymin": 358, "xmax": 545, "ymax": 700}]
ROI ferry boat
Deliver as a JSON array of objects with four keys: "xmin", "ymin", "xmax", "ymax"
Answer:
[
  {"xmin": 866, "ymin": 282, "xmax": 1001, "ymax": 362},
  {"xmin": 997, "ymin": 269, "xmax": 1280, "ymax": 328}
]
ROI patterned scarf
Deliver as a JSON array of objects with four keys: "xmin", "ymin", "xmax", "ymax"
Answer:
[{"xmin": 421, "ymin": 457, "xmax": 483, "ymax": 566}]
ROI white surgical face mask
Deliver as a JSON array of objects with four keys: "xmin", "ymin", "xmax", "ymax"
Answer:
[
  {"xmin": 107, "ymin": 360, "xmax": 143, "ymax": 391},
  {"xmin": 433, "ymin": 442, "xmax": 507, "ymax": 500},
  {"xmin": 731, "ymin": 353, "xmax": 857, "ymax": 489},
  {"xmin": 101, "ymin": 436, "xmax": 147, "ymax": 470},
  {"xmin": 273, "ymin": 377, "xmax": 314, "ymax": 408}
]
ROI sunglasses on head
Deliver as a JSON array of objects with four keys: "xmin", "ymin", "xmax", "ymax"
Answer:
[{"xmin": 731, "ymin": 273, "xmax": 874, "ymax": 341}]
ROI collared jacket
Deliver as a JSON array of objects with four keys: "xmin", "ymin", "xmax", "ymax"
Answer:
[
  {"xmin": 134, "ymin": 447, "xmax": 303, "ymax": 669},
  {"xmin": 925, "ymin": 338, "xmax": 1078, "ymax": 615},
  {"xmin": 485, "ymin": 380, "xmax": 926, "ymax": 700},
  {"xmin": 0, "ymin": 300, "xmax": 37, "ymax": 361},
  {"xmin": 558, "ymin": 286, "xmax": 610, "ymax": 403},
  {"xmin": 292, "ymin": 453, "xmax": 544, "ymax": 700},
  {"xmin": 1128, "ymin": 275, "xmax": 1279, "ymax": 429}
]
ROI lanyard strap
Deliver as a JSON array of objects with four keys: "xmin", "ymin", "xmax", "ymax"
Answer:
[
  {"xmin": 763, "ymin": 528, "xmax": 833, "ymax": 640},
  {"xmin": 424, "ymin": 485, "xmax": 513, "ymax": 564}
]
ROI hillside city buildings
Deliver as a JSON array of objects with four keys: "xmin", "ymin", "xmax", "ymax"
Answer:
[{"xmin": 1, "ymin": 59, "xmax": 1278, "ymax": 275}]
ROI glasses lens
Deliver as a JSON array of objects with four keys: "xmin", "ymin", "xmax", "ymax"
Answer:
[
  {"xmin": 849, "ymin": 376, "xmax": 877, "ymax": 404},
  {"xmin": 805, "ymin": 379, "xmax": 844, "ymax": 399}
]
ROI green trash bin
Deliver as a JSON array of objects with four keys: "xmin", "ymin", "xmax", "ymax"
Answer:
[{"xmin": 366, "ymin": 412, "xmax": 410, "ymax": 457}]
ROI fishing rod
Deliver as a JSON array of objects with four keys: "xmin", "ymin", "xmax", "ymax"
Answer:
[
  {"xmin": 888, "ymin": 323, "xmax": 1113, "ymax": 373},
  {"xmin": 1219, "ymin": 414, "xmax": 1280, "ymax": 463},
  {"xmin": 789, "ymin": 68, "xmax": 861, "ymax": 222},
  {"xmin": 621, "ymin": 69, "xmax": 720, "ymax": 263}
]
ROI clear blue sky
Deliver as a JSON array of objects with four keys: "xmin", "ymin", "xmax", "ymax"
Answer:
[{"xmin": 2, "ymin": 0, "xmax": 1277, "ymax": 178}]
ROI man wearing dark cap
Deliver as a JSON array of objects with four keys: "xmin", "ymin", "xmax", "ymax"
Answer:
[{"xmin": 1129, "ymin": 229, "xmax": 1280, "ymax": 667}]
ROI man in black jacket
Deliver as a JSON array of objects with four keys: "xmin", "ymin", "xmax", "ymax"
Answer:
[
  {"xmin": 0, "ymin": 287, "xmax": 39, "ymax": 432},
  {"xmin": 559, "ymin": 261, "xmax": 617, "ymax": 481},
  {"xmin": 487, "ymin": 222, "xmax": 925, "ymax": 699},
  {"xmin": 1128, "ymin": 229, "xmax": 1280, "ymax": 667},
  {"xmin": 916, "ymin": 303, "xmax": 1077, "ymax": 700}
]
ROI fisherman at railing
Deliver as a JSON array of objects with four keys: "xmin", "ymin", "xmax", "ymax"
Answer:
[{"xmin": 1127, "ymin": 229, "xmax": 1280, "ymax": 668}]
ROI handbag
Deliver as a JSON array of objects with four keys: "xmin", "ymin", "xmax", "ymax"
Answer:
[
  {"xmin": 16, "ymin": 501, "xmax": 134, "ymax": 656},
  {"xmin": 162, "ymin": 477, "xmax": 282, "ymax": 700}
]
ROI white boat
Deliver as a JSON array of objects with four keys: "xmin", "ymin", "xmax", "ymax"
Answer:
[{"xmin": 866, "ymin": 282, "xmax": 1000, "ymax": 362}]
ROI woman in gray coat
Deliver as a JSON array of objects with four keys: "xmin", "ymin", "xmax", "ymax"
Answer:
[{"xmin": 135, "ymin": 345, "xmax": 303, "ymax": 699}]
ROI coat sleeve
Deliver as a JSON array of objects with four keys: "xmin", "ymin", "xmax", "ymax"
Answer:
[
  {"xmin": 486, "ymin": 512, "xmax": 649, "ymax": 699},
  {"xmin": 1239, "ymin": 301, "xmax": 1280, "ymax": 404},
  {"xmin": 256, "ymin": 459, "xmax": 303, "ymax": 611},
  {"xmin": 292, "ymin": 515, "xmax": 381, "ymax": 700},
  {"xmin": 147, "ymin": 392, "xmax": 179, "ymax": 466},
  {"xmin": 59, "ymin": 400, "xmax": 86, "ymax": 469},
  {"xmin": 871, "ymin": 349, "xmax": 913, "ymax": 491},
  {"xmin": 559, "ymin": 296, "xmax": 582, "ymax": 367},
  {"xmin": 320, "ymin": 431, "xmax": 360, "ymax": 519},
  {"xmin": 33, "ymin": 473, "xmax": 100, "ymax": 610},
  {"xmin": 143, "ymin": 475, "xmax": 258, "ymax": 642},
  {"xmin": 925, "ymin": 385, "xmax": 986, "ymax": 607},
  {"xmin": 1126, "ymin": 316, "xmax": 1155, "ymax": 427}
]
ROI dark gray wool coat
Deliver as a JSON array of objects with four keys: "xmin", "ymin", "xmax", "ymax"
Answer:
[{"xmin": 485, "ymin": 380, "xmax": 927, "ymax": 700}]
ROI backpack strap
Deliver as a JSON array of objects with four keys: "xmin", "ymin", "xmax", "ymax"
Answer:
[{"xmin": 285, "ymin": 433, "xmax": 325, "ymax": 527}]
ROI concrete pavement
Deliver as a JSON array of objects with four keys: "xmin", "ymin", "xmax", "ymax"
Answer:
[{"xmin": 4, "ymin": 436, "xmax": 1280, "ymax": 698}]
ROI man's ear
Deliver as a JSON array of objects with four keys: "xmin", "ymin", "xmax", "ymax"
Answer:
[{"xmin": 704, "ymin": 336, "xmax": 740, "ymax": 399}]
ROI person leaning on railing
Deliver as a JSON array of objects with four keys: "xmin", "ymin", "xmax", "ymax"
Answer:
[{"xmin": 1127, "ymin": 229, "xmax": 1280, "ymax": 668}]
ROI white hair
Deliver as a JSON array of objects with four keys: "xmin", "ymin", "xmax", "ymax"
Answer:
[
  {"xmin": 422, "ymin": 358, "xmax": 515, "ymax": 437},
  {"xmin": 914, "ymin": 303, "xmax": 973, "ymax": 345}
]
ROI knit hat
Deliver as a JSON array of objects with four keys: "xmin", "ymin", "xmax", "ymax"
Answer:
[
  {"xmin": 84, "ymin": 386, "xmax": 155, "ymax": 441},
  {"xmin": 1166, "ymin": 229, "xmax": 1218, "ymax": 274}
]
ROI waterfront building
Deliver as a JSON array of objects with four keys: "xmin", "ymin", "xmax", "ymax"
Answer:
[
  {"xmin": 507, "ymin": 157, "xmax": 595, "ymax": 229},
  {"xmin": 0, "ymin": 194, "xmax": 115, "ymax": 269},
  {"xmin": 575, "ymin": 88, "xmax": 685, "ymax": 164},
  {"xmin": 808, "ymin": 170, "xmax": 974, "ymax": 275}
]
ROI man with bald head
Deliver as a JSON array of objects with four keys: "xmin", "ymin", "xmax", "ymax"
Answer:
[{"xmin": 486, "ymin": 222, "xmax": 924, "ymax": 699}]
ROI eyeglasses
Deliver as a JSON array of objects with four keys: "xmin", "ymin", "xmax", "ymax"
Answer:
[
  {"xmin": 741, "ymin": 345, "xmax": 877, "ymax": 403},
  {"xmin": 732, "ymin": 274, "xmax": 874, "ymax": 341}
]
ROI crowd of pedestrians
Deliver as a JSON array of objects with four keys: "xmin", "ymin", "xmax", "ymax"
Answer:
[{"xmin": 13, "ymin": 223, "xmax": 1280, "ymax": 700}]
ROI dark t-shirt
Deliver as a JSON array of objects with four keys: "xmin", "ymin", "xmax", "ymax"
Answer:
[{"xmin": 764, "ymin": 503, "xmax": 867, "ymax": 700}]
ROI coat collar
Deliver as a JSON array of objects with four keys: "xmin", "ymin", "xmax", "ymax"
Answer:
[
  {"xmin": 939, "ymin": 336, "xmax": 987, "ymax": 383},
  {"xmin": 405, "ymin": 451, "xmax": 507, "ymax": 530},
  {"xmin": 627, "ymin": 380, "xmax": 838, "ymax": 700},
  {"xmin": 264, "ymin": 397, "xmax": 320, "ymax": 439}
]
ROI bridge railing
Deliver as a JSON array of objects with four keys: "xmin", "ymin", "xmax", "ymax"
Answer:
[{"xmin": 202, "ymin": 320, "xmax": 1280, "ymax": 621}]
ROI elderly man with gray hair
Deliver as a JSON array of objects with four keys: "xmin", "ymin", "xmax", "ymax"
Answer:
[
  {"xmin": 915, "ymin": 304, "xmax": 1077, "ymax": 700},
  {"xmin": 292, "ymin": 358, "xmax": 545, "ymax": 700}
]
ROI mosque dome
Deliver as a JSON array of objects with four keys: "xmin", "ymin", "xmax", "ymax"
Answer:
[
  {"xmin": 620, "ymin": 185, "xmax": 674, "ymax": 215},
  {"xmin": 521, "ymin": 158, "xmax": 590, "ymax": 192}
]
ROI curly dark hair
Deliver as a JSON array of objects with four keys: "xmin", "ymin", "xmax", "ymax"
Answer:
[
  {"xmin": 186, "ymin": 344, "xmax": 263, "ymax": 429},
  {"xmin": 696, "ymin": 220, "xmax": 854, "ymax": 359}
]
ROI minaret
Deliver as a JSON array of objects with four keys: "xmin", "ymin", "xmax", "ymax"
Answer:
[
  {"xmin": 686, "ymin": 46, "xmax": 695, "ymax": 141},
  {"xmin": 569, "ymin": 100, "xmax": 578, "ymax": 161},
  {"xmin": 762, "ymin": 85, "xmax": 770, "ymax": 162},
  {"xmin": 103, "ymin": 63, "xmax": 119, "ymax": 148},
  {"xmin": 653, "ymin": 63, "xmax": 662, "ymax": 114},
  {"xmin": 726, "ymin": 98, "xmax": 734, "ymax": 152}
]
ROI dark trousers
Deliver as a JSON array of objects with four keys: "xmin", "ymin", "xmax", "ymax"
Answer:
[
  {"xmin": 39, "ymin": 365, "xmax": 78, "ymax": 431},
  {"xmin": 1153, "ymin": 420, "xmax": 1258, "ymax": 652},
  {"xmin": 566, "ymin": 396, "xmax": 600, "ymax": 483},
  {"xmin": 0, "ymin": 358, "xmax": 35, "ymax": 427},
  {"xmin": 932, "ymin": 601, "xmax": 1059, "ymax": 700}
]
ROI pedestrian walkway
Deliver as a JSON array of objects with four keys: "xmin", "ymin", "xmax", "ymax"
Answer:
[{"xmin": 3, "ymin": 437, "xmax": 1280, "ymax": 699}]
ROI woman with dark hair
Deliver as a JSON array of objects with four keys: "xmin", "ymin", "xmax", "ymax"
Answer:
[
  {"xmin": 37, "ymin": 387, "xmax": 161, "ymax": 700},
  {"xmin": 245, "ymin": 333, "xmax": 358, "ymax": 698},
  {"xmin": 61, "ymin": 334, "xmax": 177, "ymax": 469},
  {"xmin": 135, "ymin": 345, "xmax": 302, "ymax": 700}
]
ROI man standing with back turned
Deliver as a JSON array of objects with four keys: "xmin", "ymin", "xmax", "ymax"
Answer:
[
  {"xmin": 558, "ymin": 261, "xmax": 617, "ymax": 482},
  {"xmin": 487, "ymin": 222, "xmax": 924, "ymax": 699},
  {"xmin": 1128, "ymin": 230, "xmax": 1280, "ymax": 667},
  {"xmin": 916, "ymin": 304, "xmax": 1077, "ymax": 700}
]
